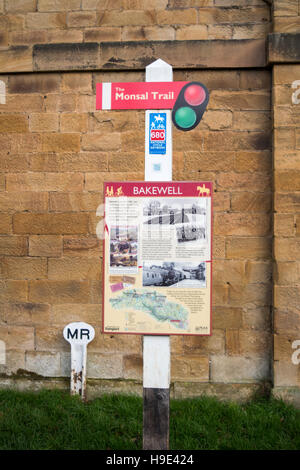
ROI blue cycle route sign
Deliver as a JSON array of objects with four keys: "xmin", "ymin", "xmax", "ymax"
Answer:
[{"xmin": 149, "ymin": 112, "xmax": 166, "ymax": 155}]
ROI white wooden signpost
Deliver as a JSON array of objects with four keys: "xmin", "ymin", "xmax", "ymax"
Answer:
[
  {"xmin": 143, "ymin": 59, "xmax": 172, "ymax": 450},
  {"xmin": 63, "ymin": 321, "xmax": 95, "ymax": 400}
]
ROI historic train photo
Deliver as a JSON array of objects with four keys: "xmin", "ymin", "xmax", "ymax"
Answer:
[
  {"xmin": 143, "ymin": 262, "xmax": 205, "ymax": 287},
  {"xmin": 143, "ymin": 264, "xmax": 184, "ymax": 287}
]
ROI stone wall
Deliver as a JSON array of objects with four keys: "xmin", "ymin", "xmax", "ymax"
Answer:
[
  {"xmin": 0, "ymin": 0, "xmax": 271, "ymax": 48},
  {"xmin": 0, "ymin": 67, "xmax": 272, "ymax": 399},
  {"xmin": 0, "ymin": 0, "xmax": 299, "ymax": 405},
  {"xmin": 267, "ymin": 1, "xmax": 300, "ymax": 408},
  {"xmin": 272, "ymin": 69, "xmax": 300, "ymax": 405},
  {"xmin": 273, "ymin": 0, "xmax": 300, "ymax": 33}
]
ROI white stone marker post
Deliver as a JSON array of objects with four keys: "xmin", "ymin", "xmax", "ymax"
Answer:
[
  {"xmin": 63, "ymin": 321, "xmax": 95, "ymax": 400},
  {"xmin": 143, "ymin": 59, "xmax": 173, "ymax": 450}
]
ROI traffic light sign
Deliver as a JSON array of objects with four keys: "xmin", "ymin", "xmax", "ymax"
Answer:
[{"xmin": 172, "ymin": 82, "xmax": 209, "ymax": 132}]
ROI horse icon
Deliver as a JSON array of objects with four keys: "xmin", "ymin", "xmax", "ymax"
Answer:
[
  {"xmin": 154, "ymin": 114, "xmax": 164, "ymax": 124},
  {"xmin": 197, "ymin": 185, "xmax": 210, "ymax": 196}
]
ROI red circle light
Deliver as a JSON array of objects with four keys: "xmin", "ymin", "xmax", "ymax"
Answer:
[{"xmin": 184, "ymin": 84, "xmax": 206, "ymax": 106}]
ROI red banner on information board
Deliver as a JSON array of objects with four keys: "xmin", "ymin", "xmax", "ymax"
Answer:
[
  {"xmin": 96, "ymin": 81, "xmax": 188, "ymax": 110},
  {"xmin": 104, "ymin": 181, "xmax": 212, "ymax": 198}
]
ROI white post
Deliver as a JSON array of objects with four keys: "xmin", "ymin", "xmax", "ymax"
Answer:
[
  {"xmin": 0, "ymin": 80, "xmax": 6, "ymax": 105},
  {"xmin": 143, "ymin": 59, "xmax": 172, "ymax": 450},
  {"xmin": 63, "ymin": 322, "xmax": 95, "ymax": 400},
  {"xmin": 0, "ymin": 340, "xmax": 5, "ymax": 365}
]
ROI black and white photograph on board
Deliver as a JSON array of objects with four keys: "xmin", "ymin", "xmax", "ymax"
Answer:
[
  {"xmin": 143, "ymin": 198, "xmax": 207, "ymax": 227},
  {"xmin": 143, "ymin": 261, "xmax": 206, "ymax": 288},
  {"xmin": 176, "ymin": 224, "xmax": 206, "ymax": 244}
]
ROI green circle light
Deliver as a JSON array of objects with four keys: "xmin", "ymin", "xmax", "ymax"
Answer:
[{"xmin": 175, "ymin": 107, "xmax": 196, "ymax": 129}]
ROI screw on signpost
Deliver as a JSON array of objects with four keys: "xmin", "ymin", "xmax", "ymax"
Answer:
[
  {"xmin": 143, "ymin": 59, "xmax": 173, "ymax": 450},
  {"xmin": 63, "ymin": 322, "xmax": 95, "ymax": 401}
]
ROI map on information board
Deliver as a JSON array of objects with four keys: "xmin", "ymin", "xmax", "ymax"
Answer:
[{"xmin": 102, "ymin": 182, "xmax": 212, "ymax": 336}]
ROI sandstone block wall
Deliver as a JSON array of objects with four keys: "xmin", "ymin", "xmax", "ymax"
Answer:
[
  {"xmin": 273, "ymin": 63, "xmax": 300, "ymax": 403},
  {"xmin": 0, "ymin": 68, "xmax": 272, "ymax": 396},
  {"xmin": 270, "ymin": 0, "xmax": 300, "ymax": 406},
  {"xmin": 273, "ymin": 0, "xmax": 300, "ymax": 32},
  {"xmin": 0, "ymin": 0, "xmax": 299, "ymax": 405},
  {"xmin": 0, "ymin": 0, "xmax": 271, "ymax": 49}
]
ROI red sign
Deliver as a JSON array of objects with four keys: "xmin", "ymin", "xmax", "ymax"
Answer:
[
  {"xmin": 151, "ymin": 130, "xmax": 165, "ymax": 141},
  {"xmin": 96, "ymin": 81, "xmax": 188, "ymax": 110}
]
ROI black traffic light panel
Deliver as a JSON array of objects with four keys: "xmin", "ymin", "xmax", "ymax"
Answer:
[{"xmin": 172, "ymin": 82, "xmax": 209, "ymax": 132}]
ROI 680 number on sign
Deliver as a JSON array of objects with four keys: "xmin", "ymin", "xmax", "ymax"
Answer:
[{"xmin": 151, "ymin": 130, "xmax": 165, "ymax": 141}]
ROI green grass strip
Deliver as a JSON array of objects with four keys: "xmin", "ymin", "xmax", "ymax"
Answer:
[{"xmin": 0, "ymin": 389, "xmax": 299, "ymax": 450}]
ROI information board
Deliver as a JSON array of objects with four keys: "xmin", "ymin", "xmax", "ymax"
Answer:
[{"xmin": 103, "ymin": 181, "xmax": 212, "ymax": 336}]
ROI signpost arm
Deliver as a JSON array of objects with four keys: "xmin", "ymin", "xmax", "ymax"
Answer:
[{"xmin": 143, "ymin": 59, "xmax": 172, "ymax": 450}]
